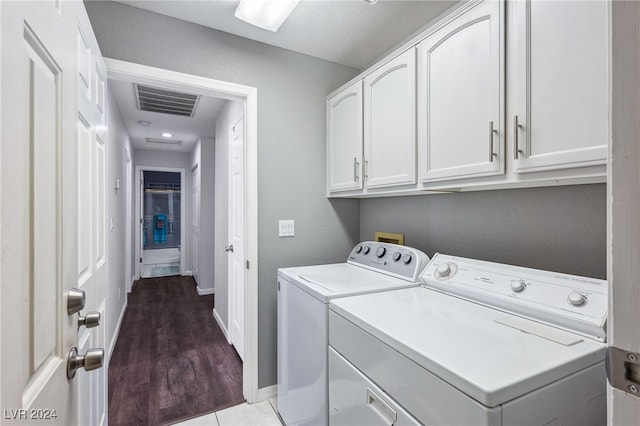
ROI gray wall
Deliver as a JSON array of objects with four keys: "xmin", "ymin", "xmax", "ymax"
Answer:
[
  {"xmin": 86, "ymin": 1, "xmax": 361, "ymax": 387},
  {"xmin": 106, "ymin": 86, "xmax": 132, "ymax": 356},
  {"xmin": 134, "ymin": 149, "xmax": 193, "ymax": 276},
  {"xmin": 214, "ymin": 100, "xmax": 244, "ymax": 331},
  {"xmin": 360, "ymin": 184, "xmax": 607, "ymax": 280}
]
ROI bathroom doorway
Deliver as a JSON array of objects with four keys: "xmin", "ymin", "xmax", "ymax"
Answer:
[{"xmin": 137, "ymin": 167, "xmax": 186, "ymax": 278}]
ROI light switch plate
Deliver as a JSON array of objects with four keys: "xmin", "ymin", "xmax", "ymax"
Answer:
[{"xmin": 279, "ymin": 220, "xmax": 295, "ymax": 237}]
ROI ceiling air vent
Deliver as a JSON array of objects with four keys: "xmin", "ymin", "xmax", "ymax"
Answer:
[
  {"xmin": 146, "ymin": 138, "xmax": 183, "ymax": 146},
  {"xmin": 135, "ymin": 84, "xmax": 200, "ymax": 117}
]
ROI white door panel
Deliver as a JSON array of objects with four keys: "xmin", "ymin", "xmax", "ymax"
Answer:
[
  {"xmin": 192, "ymin": 165, "xmax": 200, "ymax": 281},
  {"xmin": 1, "ymin": 2, "xmax": 108, "ymax": 424},
  {"xmin": 418, "ymin": 0, "xmax": 503, "ymax": 182},
  {"xmin": 229, "ymin": 117, "xmax": 245, "ymax": 360}
]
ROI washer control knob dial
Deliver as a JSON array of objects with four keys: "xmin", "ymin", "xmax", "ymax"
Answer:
[
  {"xmin": 392, "ymin": 251, "xmax": 402, "ymax": 261},
  {"xmin": 437, "ymin": 263, "xmax": 451, "ymax": 278},
  {"xmin": 355, "ymin": 245, "xmax": 363, "ymax": 254},
  {"xmin": 363, "ymin": 245, "xmax": 371, "ymax": 255},
  {"xmin": 568, "ymin": 292, "xmax": 586, "ymax": 307},
  {"xmin": 510, "ymin": 280, "xmax": 526, "ymax": 293},
  {"xmin": 402, "ymin": 254, "xmax": 412, "ymax": 264},
  {"xmin": 375, "ymin": 246, "xmax": 386, "ymax": 258}
]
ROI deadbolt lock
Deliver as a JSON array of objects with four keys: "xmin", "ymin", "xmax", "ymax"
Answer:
[{"xmin": 67, "ymin": 288, "xmax": 86, "ymax": 315}]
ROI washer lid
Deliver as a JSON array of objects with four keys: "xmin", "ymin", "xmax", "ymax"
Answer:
[
  {"xmin": 278, "ymin": 263, "xmax": 418, "ymax": 302},
  {"xmin": 330, "ymin": 287, "xmax": 606, "ymax": 407}
]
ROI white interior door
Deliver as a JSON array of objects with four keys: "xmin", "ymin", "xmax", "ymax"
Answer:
[
  {"xmin": 1, "ymin": 2, "xmax": 107, "ymax": 425},
  {"xmin": 229, "ymin": 117, "xmax": 245, "ymax": 361},
  {"xmin": 191, "ymin": 164, "xmax": 200, "ymax": 281},
  {"xmin": 608, "ymin": 1, "xmax": 640, "ymax": 423}
]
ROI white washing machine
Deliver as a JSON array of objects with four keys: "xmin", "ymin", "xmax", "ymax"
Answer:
[
  {"xmin": 329, "ymin": 253, "xmax": 608, "ymax": 426},
  {"xmin": 277, "ymin": 242, "xmax": 430, "ymax": 426}
]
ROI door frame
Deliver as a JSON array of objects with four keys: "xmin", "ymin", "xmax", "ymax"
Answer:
[
  {"xmin": 135, "ymin": 165, "xmax": 186, "ymax": 278},
  {"xmin": 105, "ymin": 58, "xmax": 260, "ymax": 402},
  {"xmin": 125, "ymin": 146, "xmax": 133, "ymax": 292}
]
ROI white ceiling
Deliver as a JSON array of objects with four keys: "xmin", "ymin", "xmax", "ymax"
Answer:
[
  {"xmin": 110, "ymin": 79, "xmax": 226, "ymax": 153},
  {"xmin": 114, "ymin": 0, "xmax": 459, "ymax": 69}
]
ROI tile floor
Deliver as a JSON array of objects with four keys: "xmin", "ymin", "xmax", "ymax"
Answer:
[{"xmin": 173, "ymin": 400, "xmax": 282, "ymax": 426}]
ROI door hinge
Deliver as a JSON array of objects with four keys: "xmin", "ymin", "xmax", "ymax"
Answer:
[
  {"xmin": 606, "ymin": 346, "xmax": 640, "ymax": 396},
  {"xmin": 246, "ymin": 260, "xmax": 250, "ymax": 270},
  {"xmin": 139, "ymin": 257, "xmax": 142, "ymax": 263}
]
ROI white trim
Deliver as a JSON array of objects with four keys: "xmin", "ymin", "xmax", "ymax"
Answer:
[
  {"xmin": 134, "ymin": 165, "xmax": 186, "ymax": 279},
  {"xmin": 256, "ymin": 384, "xmax": 278, "ymax": 402},
  {"xmin": 128, "ymin": 275, "xmax": 135, "ymax": 293},
  {"xmin": 106, "ymin": 58, "xmax": 260, "ymax": 403},
  {"xmin": 213, "ymin": 308, "xmax": 231, "ymax": 344},
  {"xmin": 196, "ymin": 286, "xmax": 215, "ymax": 296},
  {"xmin": 182, "ymin": 270, "xmax": 193, "ymax": 276},
  {"xmin": 107, "ymin": 300, "xmax": 127, "ymax": 362}
]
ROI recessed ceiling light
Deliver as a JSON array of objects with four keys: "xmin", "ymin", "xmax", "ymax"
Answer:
[
  {"xmin": 235, "ymin": 0, "xmax": 301, "ymax": 32},
  {"xmin": 363, "ymin": 0, "xmax": 379, "ymax": 4},
  {"xmin": 162, "ymin": 132, "xmax": 172, "ymax": 138},
  {"xmin": 138, "ymin": 120, "xmax": 152, "ymax": 127}
]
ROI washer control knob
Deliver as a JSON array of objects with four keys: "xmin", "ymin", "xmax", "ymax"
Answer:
[
  {"xmin": 510, "ymin": 280, "xmax": 526, "ymax": 293},
  {"xmin": 392, "ymin": 251, "xmax": 402, "ymax": 261},
  {"xmin": 375, "ymin": 246, "xmax": 386, "ymax": 258},
  {"xmin": 568, "ymin": 292, "xmax": 586, "ymax": 307},
  {"xmin": 363, "ymin": 246, "xmax": 371, "ymax": 255},
  {"xmin": 355, "ymin": 245, "xmax": 363, "ymax": 254},
  {"xmin": 402, "ymin": 254, "xmax": 412, "ymax": 264},
  {"xmin": 437, "ymin": 263, "xmax": 451, "ymax": 278}
]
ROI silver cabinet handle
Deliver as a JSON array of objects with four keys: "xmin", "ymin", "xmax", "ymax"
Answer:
[
  {"xmin": 67, "ymin": 288, "xmax": 86, "ymax": 315},
  {"xmin": 67, "ymin": 347, "xmax": 104, "ymax": 379},
  {"xmin": 353, "ymin": 157, "xmax": 359, "ymax": 181},
  {"xmin": 366, "ymin": 387, "xmax": 396, "ymax": 426},
  {"xmin": 78, "ymin": 312, "xmax": 100, "ymax": 329},
  {"xmin": 514, "ymin": 115, "xmax": 524, "ymax": 159},
  {"xmin": 364, "ymin": 160, "xmax": 369, "ymax": 180},
  {"xmin": 489, "ymin": 121, "xmax": 498, "ymax": 162}
]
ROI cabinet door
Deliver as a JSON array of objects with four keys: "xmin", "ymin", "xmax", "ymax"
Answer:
[
  {"xmin": 364, "ymin": 49, "xmax": 416, "ymax": 188},
  {"xmin": 511, "ymin": 0, "xmax": 607, "ymax": 173},
  {"xmin": 327, "ymin": 81, "xmax": 363, "ymax": 193},
  {"xmin": 418, "ymin": 0, "xmax": 504, "ymax": 182}
]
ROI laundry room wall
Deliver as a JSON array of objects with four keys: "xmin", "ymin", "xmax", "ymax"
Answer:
[
  {"xmin": 360, "ymin": 184, "xmax": 607, "ymax": 280},
  {"xmin": 106, "ymin": 85, "xmax": 133, "ymax": 358},
  {"xmin": 134, "ymin": 149, "xmax": 193, "ymax": 278},
  {"xmin": 85, "ymin": 1, "xmax": 361, "ymax": 388}
]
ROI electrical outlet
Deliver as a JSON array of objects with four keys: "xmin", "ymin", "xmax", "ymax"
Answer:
[{"xmin": 279, "ymin": 220, "xmax": 295, "ymax": 237}]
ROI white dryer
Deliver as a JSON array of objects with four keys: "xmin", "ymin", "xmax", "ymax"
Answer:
[
  {"xmin": 329, "ymin": 253, "xmax": 608, "ymax": 426},
  {"xmin": 277, "ymin": 242, "xmax": 430, "ymax": 426}
]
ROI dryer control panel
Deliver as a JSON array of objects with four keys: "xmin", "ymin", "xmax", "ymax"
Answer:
[
  {"xmin": 422, "ymin": 253, "xmax": 608, "ymax": 341},
  {"xmin": 348, "ymin": 242, "xmax": 429, "ymax": 283}
]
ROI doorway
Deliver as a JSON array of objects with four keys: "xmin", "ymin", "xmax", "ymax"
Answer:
[
  {"xmin": 106, "ymin": 58, "xmax": 260, "ymax": 403},
  {"xmin": 141, "ymin": 170, "xmax": 183, "ymax": 278}
]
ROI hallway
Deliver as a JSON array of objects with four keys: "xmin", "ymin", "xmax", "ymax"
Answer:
[{"xmin": 108, "ymin": 276, "xmax": 244, "ymax": 425}]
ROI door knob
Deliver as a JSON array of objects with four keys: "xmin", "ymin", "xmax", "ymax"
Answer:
[
  {"xmin": 67, "ymin": 347, "xmax": 104, "ymax": 379},
  {"xmin": 225, "ymin": 245, "xmax": 234, "ymax": 252},
  {"xmin": 78, "ymin": 311, "xmax": 100, "ymax": 329},
  {"xmin": 67, "ymin": 288, "xmax": 86, "ymax": 315}
]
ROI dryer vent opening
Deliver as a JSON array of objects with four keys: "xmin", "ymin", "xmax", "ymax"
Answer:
[{"xmin": 135, "ymin": 84, "xmax": 200, "ymax": 117}]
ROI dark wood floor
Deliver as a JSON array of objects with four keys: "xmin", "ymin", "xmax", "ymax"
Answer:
[{"xmin": 108, "ymin": 276, "xmax": 244, "ymax": 426}]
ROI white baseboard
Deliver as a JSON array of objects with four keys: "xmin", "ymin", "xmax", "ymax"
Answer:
[
  {"xmin": 197, "ymin": 286, "xmax": 215, "ymax": 296},
  {"xmin": 183, "ymin": 270, "xmax": 193, "ymax": 276},
  {"xmin": 256, "ymin": 384, "xmax": 278, "ymax": 402},
  {"xmin": 108, "ymin": 300, "xmax": 127, "ymax": 362},
  {"xmin": 213, "ymin": 308, "xmax": 231, "ymax": 344},
  {"xmin": 127, "ymin": 275, "xmax": 135, "ymax": 293}
]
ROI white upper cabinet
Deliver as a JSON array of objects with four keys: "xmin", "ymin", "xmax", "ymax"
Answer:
[
  {"xmin": 364, "ymin": 49, "xmax": 417, "ymax": 188},
  {"xmin": 510, "ymin": 0, "xmax": 608, "ymax": 173},
  {"xmin": 327, "ymin": 81, "xmax": 363, "ymax": 193},
  {"xmin": 418, "ymin": 0, "xmax": 504, "ymax": 183}
]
